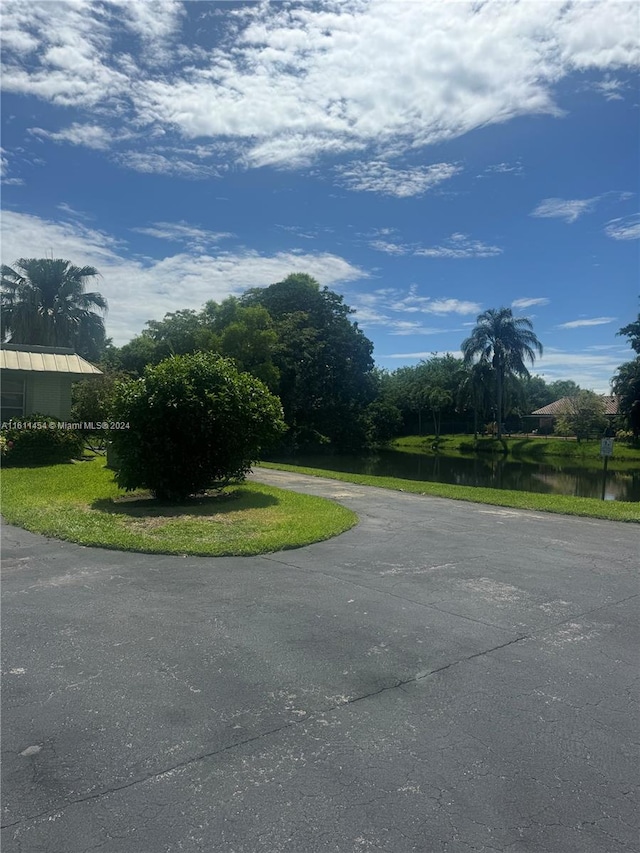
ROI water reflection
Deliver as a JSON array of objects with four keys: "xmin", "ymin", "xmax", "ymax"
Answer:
[{"xmin": 268, "ymin": 450, "xmax": 640, "ymax": 502}]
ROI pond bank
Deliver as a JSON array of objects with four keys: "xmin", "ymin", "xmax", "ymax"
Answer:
[{"xmin": 391, "ymin": 434, "xmax": 640, "ymax": 462}]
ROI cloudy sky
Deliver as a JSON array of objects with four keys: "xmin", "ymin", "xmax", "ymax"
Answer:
[{"xmin": 2, "ymin": 0, "xmax": 639, "ymax": 391}]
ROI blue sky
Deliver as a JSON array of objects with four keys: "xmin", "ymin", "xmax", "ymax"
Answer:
[{"xmin": 1, "ymin": 0, "xmax": 638, "ymax": 392}]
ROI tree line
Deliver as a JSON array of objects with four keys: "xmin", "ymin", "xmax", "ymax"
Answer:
[{"xmin": 2, "ymin": 258, "xmax": 639, "ymax": 447}]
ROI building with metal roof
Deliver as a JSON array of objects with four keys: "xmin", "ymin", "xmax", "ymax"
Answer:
[
  {"xmin": 527, "ymin": 395, "xmax": 619, "ymax": 435},
  {"xmin": 1, "ymin": 344, "xmax": 102, "ymax": 422},
  {"xmin": 531, "ymin": 396, "xmax": 619, "ymax": 418}
]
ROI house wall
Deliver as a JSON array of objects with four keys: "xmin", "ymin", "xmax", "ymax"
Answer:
[
  {"xmin": 28, "ymin": 374, "xmax": 73, "ymax": 419},
  {"xmin": 1, "ymin": 371, "xmax": 73, "ymax": 420}
]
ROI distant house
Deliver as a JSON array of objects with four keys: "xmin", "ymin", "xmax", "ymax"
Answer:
[
  {"xmin": 530, "ymin": 395, "xmax": 619, "ymax": 432},
  {"xmin": 0, "ymin": 343, "xmax": 102, "ymax": 422}
]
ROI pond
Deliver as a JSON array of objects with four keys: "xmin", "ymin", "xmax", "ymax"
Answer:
[{"xmin": 267, "ymin": 449, "xmax": 640, "ymax": 502}]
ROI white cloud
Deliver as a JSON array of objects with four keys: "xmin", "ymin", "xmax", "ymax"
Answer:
[
  {"xmin": 556, "ymin": 2, "xmax": 640, "ymax": 69},
  {"xmin": 348, "ymin": 285, "xmax": 481, "ymax": 338},
  {"xmin": 350, "ymin": 305, "xmax": 391, "ymax": 327},
  {"xmin": 369, "ymin": 230, "xmax": 501, "ymax": 260},
  {"xmin": 587, "ymin": 76, "xmax": 626, "ymax": 101},
  {"xmin": 483, "ymin": 161, "xmax": 524, "ymax": 176},
  {"xmin": 132, "ymin": 221, "xmax": 234, "ymax": 251},
  {"xmin": 531, "ymin": 197, "xmax": 599, "ymax": 223},
  {"xmin": 387, "ymin": 350, "xmax": 461, "ymax": 360},
  {"xmin": 0, "ymin": 210, "xmax": 368, "ymax": 345},
  {"xmin": 369, "ymin": 240, "xmax": 410, "ymax": 256},
  {"xmin": 30, "ymin": 123, "xmax": 116, "ymax": 151},
  {"xmin": 388, "ymin": 321, "xmax": 453, "ymax": 337},
  {"xmin": 1, "ymin": 1, "xmax": 130, "ymax": 108},
  {"xmin": 558, "ymin": 317, "xmax": 617, "ymax": 329},
  {"xmin": 535, "ymin": 348, "xmax": 623, "ymax": 393},
  {"xmin": 108, "ymin": 0, "xmax": 184, "ymax": 49},
  {"xmin": 274, "ymin": 225, "xmax": 315, "ymax": 240},
  {"xmin": 335, "ymin": 161, "xmax": 461, "ymax": 197},
  {"xmin": 114, "ymin": 152, "xmax": 224, "ymax": 179},
  {"xmin": 512, "ymin": 297, "xmax": 550, "ymax": 309},
  {"xmin": 428, "ymin": 299, "xmax": 481, "ymax": 315},
  {"xmin": 57, "ymin": 202, "xmax": 92, "ymax": 220},
  {"xmin": 0, "ymin": 146, "xmax": 24, "ymax": 185},
  {"xmin": 398, "ymin": 286, "xmax": 481, "ymax": 315},
  {"xmin": 585, "ymin": 344, "xmax": 629, "ymax": 353},
  {"xmin": 415, "ymin": 233, "xmax": 503, "ymax": 259},
  {"xmin": 604, "ymin": 214, "xmax": 640, "ymax": 241},
  {"xmin": 2, "ymin": 1, "xmax": 638, "ymax": 172}
]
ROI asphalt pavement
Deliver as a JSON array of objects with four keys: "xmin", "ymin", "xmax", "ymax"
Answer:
[{"xmin": 1, "ymin": 468, "xmax": 638, "ymax": 852}]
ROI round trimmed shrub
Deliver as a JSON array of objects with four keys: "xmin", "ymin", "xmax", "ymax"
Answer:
[
  {"xmin": 1, "ymin": 413, "xmax": 84, "ymax": 466},
  {"xmin": 108, "ymin": 352, "xmax": 286, "ymax": 501}
]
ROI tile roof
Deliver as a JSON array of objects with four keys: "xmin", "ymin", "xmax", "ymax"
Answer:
[
  {"xmin": 531, "ymin": 396, "xmax": 619, "ymax": 416},
  {"xmin": 0, "ymin": 344, "xmax": 102, "ymax": 376}
]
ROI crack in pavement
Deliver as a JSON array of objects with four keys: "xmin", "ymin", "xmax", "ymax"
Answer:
[
  {"xmin": 0, "ymin": 632, "xmax": 530, "ymax": 832},
  {"xmin": 261, "ymin": 552, "xmax": 509, "ymax": 632},
  {"xmin": 261, "ymin": 555, "xmax": 640, "ymax": 635},
  {"xmin": 3, "ymin": 590, "xmax": 636, "ymax": 832}
]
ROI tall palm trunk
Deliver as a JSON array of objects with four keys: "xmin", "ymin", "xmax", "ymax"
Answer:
[{"xmin": 496, "ymin": 367, "xmax": 503, "ymax": 440}]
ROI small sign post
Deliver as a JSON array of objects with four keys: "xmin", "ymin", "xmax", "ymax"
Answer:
[{"xmin": 600, "ymin": 438, "xmax": 614, "ymax": 500}]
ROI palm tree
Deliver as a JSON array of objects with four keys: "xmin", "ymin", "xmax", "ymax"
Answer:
[
  {"xmin": 462, "ymin": 307, "xmax": 543, "ymax": 439},
  {"xmin": 457, "ymin": 361, "xmax": 494, "ymax": 439},
  {"xmin": 1, "ymin": 258, "xmax": 108, "ymax": 360}
]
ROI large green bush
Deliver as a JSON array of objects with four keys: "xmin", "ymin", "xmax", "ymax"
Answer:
[
  {"xmin": 108, "ymin": 352, "xmax": 286, "ymax": 500},
  {"xmin": 1, "ymin": 413, "xmax": 84, "ymax": 466}
]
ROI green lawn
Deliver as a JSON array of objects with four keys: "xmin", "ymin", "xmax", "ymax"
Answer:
[
  {"xmin": 1, "ymin": 458, "xmax": 357, "ymax": 556},
  {"xmin": 258, "ymin": 461, "xmax": 640, "ymax": 523}
]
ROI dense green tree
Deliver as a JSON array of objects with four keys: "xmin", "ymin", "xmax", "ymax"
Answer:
[
  {"xmin": 242, "ymin": 273, "xmax": 375, "ymax": 448},
  {"xmin": 144, "ymin": 308, "xmax": 214, "ymax": 357},
  {"xmin": 109, "ymin": 297, "xmax": 279, "ymax": 388},
  {"xmin": 381, "ymin": 357, "xmax": 466, "ymax": 436},
  {"xmin": 71, "ymin": 369, "xmax": 131, "ymax": 448},
  {"xmin": 363, "ymin": 399, "xmax": 403, "ymax": 444},
  {"xmin": 427, "ymin": 387, "xmax": 453, "ymax": 439},
  {"xmin": 417, "ymin": 355, "xmax": 464, "ymax": 437},
  {"xmin": 519, "ymin": 375, "xmax": 555, "ymax": 413},
  {"xmin": 617, "ymin": 314, "xmax": 640, "ymax": 354},
  {"xmin": 612, "ymin": 313, "xmax": 640, "ymax": 437},
  {"xmin": 103, "ymin": 275, "xmax": 375, "ymax": 448},
  {"xmin": 462, "ymin": 307, "xmax": 543, "ymax": 439},
  {"xmin": 547, "ymin": 379, "xmax": 581, "ymax": 399},
  {"xmin": 1, "ymin": 258, "xmax": 108, "ymax": 361},
  {"xmin": 210, "ymin": 301, "xmax": 279, "ymax": 390},
  {"xmin": 111, "ymin": 335, "xmax": 161, "ymax": 376},
  {"xmin": 109, "ymin": 352, "xmax": 285, "ymax": 501},
  {"xmin": 612, "ymin": 359, "xmax": 640, "ymax": 436},
  {"xmin": 383, "ymin": 365, "xmax": 425, "ymax": 433}
]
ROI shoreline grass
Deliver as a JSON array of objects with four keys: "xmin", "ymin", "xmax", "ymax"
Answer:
[
  {"xmin": 1, "ymin": 458, "xmax": 357, "ymax": 556},
  {"xmin": 391, "ymin": 434, "xmax": 640, "ymax": 464},
  {"xmin": 258, "ymin": 461, "xmax": 640, "ymax": 523}
]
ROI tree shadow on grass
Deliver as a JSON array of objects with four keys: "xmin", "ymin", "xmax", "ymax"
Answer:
[{"xmin": 91, "ymin": 488, "xmax": 279, "ymax": 519}]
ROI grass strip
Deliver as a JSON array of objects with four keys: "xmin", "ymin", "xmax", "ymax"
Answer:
[
  {"xmin": 258, "ymin": 461, "xmax": 640, "ymax": 523},
  {"xmin": 1, "ymin": 458, "xmax": 357, "ymax": 556}
]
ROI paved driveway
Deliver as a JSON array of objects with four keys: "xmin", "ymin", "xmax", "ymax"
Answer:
[{"xmin": 2, "ymin": 469, "xmax": 638, "ymax": 852}]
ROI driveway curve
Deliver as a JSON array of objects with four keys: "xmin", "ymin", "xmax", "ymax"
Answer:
[{"xmin": 2, "ymin": 469, "xmax": 638, "ymax": 853}]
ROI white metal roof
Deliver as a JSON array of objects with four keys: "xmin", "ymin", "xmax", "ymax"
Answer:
[{"xmin": 0, "ymin": 346, "xmax": 102, "ymax": 376}]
